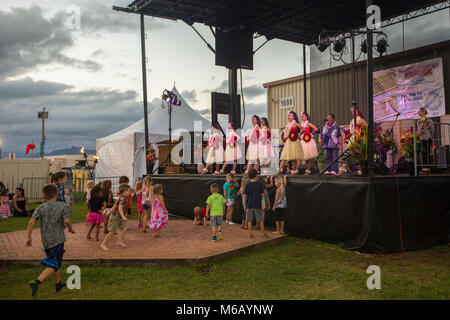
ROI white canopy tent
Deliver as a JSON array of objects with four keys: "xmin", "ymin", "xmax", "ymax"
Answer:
[{"xmin": 95, "ymin": 87, "xmax": 211, "ymax": 184}]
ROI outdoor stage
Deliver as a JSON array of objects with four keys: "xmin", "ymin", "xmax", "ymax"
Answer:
[
  {"xmin": 0, "ymin": 220, "xmax": 286, "ymax": 266},
  {"xmin": 150, "ymin": 174, "xmax": 450, "ymax": 254}
]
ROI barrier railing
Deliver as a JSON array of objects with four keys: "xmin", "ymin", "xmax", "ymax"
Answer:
[
  {"xmin": 413, "ymin": 120, "xmax": 450, "ymax": 176},
  {"xmin": 21, "ymin": 177, "xmax": 86, "ymax": 202}
]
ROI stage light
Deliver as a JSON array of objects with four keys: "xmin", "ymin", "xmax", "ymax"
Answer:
[
  {"xmin": 316, "ymin": 38, "xmax": 330, "ymax": 52},
  {"xmin": 376, "ymin": 38, "xmax": 388, "ymax": 55},
  {"xmin": 333, "ymin": 38, "xmax": 346, "ymax": 53},
  {"xmin": 162, "ymin": 89, "xmax": 182, "ymax": 106},
  {"xmin": 360, "ymin": 39, "xmax": 367, "ymax": 53}
]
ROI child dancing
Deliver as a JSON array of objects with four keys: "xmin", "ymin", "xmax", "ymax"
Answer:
[
  {"xmin": 149, "ymin": 184, "xmax": 168, "ymax": 238},
  {"xmin": 86, "ymin": 185, "xmax": 105, "ymax": 241},
  {"xmin": 101, "ymin": 184, "xmax": 130, "ymax": 251},
  {"xmin": 206, "ymin": 183, "xmax": 226, "ymax": 242},
  {"xmin": 223, "ymin": 173, "xmax": 239, "ymax": 224}
]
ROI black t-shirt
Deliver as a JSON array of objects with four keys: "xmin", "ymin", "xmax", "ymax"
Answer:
[
  {"xmin": 88, "ymin": 197, "xmax": 104, "ymax": 213},
  {"xmin": 243, "ymin": 181, "xmax": 264, "ymax": 209}
]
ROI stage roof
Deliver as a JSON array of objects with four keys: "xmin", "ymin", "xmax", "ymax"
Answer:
[{"xmin": 113, "ymin": 0, "xmax": 445, "ymax": 45}]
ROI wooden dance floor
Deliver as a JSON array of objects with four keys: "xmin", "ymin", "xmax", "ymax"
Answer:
[{"xmin": 0, "ymin": 220, "xmax": 287, "ymax": 266}]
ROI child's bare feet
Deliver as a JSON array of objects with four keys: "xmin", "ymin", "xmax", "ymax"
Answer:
[
  {"xmin": 117, "ymin": 242, "xmax": 127, "ymax": 247},
  {"xmin": 272, "ymin": 231, "xmax": 279, "ymax": 235},
  {"xmin": 100, "ymin": 244, "xmax": 110, "ymax": 251},
  {"xmin": 87, "ymin": 235, "xmax": 92, "ymax": 240},
  {"xmin": 249, "ymin": 234, "xmax": 255, "ymax": 239}
]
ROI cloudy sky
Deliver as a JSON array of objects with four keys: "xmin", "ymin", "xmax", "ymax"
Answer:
[
  {"xmin": 0, "ymin": 0, "xmax": 309, "ymax": 158},
  {"xmin": 0, "ymin": 1, "xmax": 448, "ymax": 158}
]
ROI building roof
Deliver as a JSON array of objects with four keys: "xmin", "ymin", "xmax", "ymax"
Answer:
[{"xmin": 114, "ymin": 0, "xmax": 444, "ymax": 45}]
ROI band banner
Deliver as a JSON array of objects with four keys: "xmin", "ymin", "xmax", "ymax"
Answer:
[{"xmin": 373, "ymin": 57, "xmax": 445, "ymax": 122}]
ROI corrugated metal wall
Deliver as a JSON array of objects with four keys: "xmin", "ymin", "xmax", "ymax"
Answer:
[
  {"xmin": 266, "ymin": 40, "xmax": 450, "ymax": 129},
  {"xmin": 266, "ymin": 78, "xmax": 310, "ymax": 130}
]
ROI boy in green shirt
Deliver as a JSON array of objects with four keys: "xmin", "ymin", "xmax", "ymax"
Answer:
[{"xmin": 206, "ymin": 183, "xmax": 226, "ymax": 242}]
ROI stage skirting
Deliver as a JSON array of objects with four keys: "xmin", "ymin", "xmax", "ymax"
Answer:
[{"xmin": 149, "ymin": 175, "xmax": 450, "ymax": 253}]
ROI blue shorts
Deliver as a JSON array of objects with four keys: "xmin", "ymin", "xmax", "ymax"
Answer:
[
  {"xmin": 41, "ymin": 243, "xmax": 65, "ymax": 271},
  {"xmin": 210, "ymin": 216, "xmax": 223, "ymax": 228}
]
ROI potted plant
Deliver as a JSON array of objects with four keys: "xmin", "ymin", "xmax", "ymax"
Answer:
[
  {"xmin": 342, "ymin": 124, "xmax": 368, "ymax": 176},
  {"xmin": 146, "ymin": 142, "xmax": 158, "ymax": 173},
  {"xmin": 315, "ymin": 134, "xmax": 326, "ymax": 171},
  {"xmin": 400, "ymin": 128, "xmax": 419, "ymax": 176}
]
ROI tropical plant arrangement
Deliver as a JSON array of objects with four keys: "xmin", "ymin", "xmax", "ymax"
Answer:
[
  {"xmin": 315, "ymin": 134, "xmax": 325, "ymax": 168},
  {"xmin": 400, "ymin": 127, "xmax": 419, "ymax": 159},
  {"xmin": 381, "ymin": 129, "xmax": 395, "ymax": 152},
  {"xmin": 342, "ymin": 124, "xmax": 368, "ymax": 164},
  {"xmin": 146, "ymin": 142, "xmax": 158, "ymax": 165}
]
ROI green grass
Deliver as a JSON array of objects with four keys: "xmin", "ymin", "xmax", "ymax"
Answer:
[
  {"xmin": 0, "ymin": 204, "xmax": 449, "ymax": 300},
  {"xmin": 0, "ymin": 202, "xmax": 139, "ymax": 234}
]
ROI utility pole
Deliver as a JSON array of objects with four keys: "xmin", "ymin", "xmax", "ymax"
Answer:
[{"xmin": 38, "ymin": 107, "xmax": 49, "ymax": 158}]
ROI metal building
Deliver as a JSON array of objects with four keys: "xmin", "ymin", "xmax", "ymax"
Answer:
[{"xmin": 264, "ymin": 40, "xmax": 450, "ymax": 130}]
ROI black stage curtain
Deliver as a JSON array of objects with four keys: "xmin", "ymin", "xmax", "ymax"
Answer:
[{"xmin": 150, "ymin": 175, "xmax": 449, "ymax": 253}]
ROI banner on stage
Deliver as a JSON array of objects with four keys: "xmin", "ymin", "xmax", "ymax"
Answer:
[{"xmin": 373, "ymin": 57, "xmax": 445, "ymax": 123}]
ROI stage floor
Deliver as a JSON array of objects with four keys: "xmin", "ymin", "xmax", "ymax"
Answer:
[{"xmin": 0, "ymin": 220, "xmax": 287, "ymax": 266}]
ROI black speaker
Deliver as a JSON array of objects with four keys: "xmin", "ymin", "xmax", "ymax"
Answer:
[{"xmin": 215, "ymin": 28, "xmax": 253, "ymax": 70}]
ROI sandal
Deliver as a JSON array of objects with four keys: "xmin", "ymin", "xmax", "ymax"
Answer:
[{"xmin": 202, "ymin": 168, "xmax": 208, "ymax": 174}]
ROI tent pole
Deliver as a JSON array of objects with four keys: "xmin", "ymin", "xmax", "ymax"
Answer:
[
  {"xmin": 366, "ymin": 0, "xmax": 375, "ymax": 177},
  {"xmin": 140, "ymin": 14, "xmax": 150, "ymax": 175},
  {"xmin": 303, "ymin": 44, "xmax": 307, "ymax": 113}
]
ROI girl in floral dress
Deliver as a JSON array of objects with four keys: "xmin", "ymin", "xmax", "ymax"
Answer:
[
  {"xmin": 149, "ymin": 184, "xmax": 168, "ymax": 238},
  {"xmin": 0, "ymin": 188, "xmax": 12, "ymax": 219}
]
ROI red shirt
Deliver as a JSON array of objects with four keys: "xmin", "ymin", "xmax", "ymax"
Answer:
[{"xmin": 200, "ymin": 208, "xmax": 206, "ymax": 218}]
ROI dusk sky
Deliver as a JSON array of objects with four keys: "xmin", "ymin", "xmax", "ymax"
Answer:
[
  {"xmin": 0, "ymin": 1, "xmax": 448, "ymax": 158},
  {"xmin": 0, "ymin": 0, "xmax": 309, "ymax": 157}
]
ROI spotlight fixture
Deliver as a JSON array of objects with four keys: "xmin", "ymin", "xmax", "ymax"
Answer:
[
  {"xmin": 333, "ymin": 37, "xmax": 346, "ymax": 53},
  {"xmin": 162, "ymin": 89, "xmax": 182, "ymax": 106},
  {"xmin": 316, "ymin": 37, "xmax": 330, "ymax": 52},
  {"xmin": 360, "ymin": 39, "xmax": 367, "ymax": 53},
  {"xmin": 376, "ymin": 37, "xmax": 388, "ymax": 55}
]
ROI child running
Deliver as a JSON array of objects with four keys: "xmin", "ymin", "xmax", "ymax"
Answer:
[
  {"xmin": 86, "ymin": 185, "xmax": 105, "ymax": 241},
  {"xmin": 26, "ymin": 184, "xmax": 75, "ymax": 297},
  {"xmin": 243, "ymin": 168, "xmax": 267, "ymax": 239},
  {"xmin": 272, "ymin": 175, "xmax": 288, "ymax": 235},
  {"xmin": 193, "ymin": 206, "xmax": 207, "ymax": 226},
  {"xmin": 101, "ymin": 184, "xmax": 130, "ymax": 251},
  {"xmin": 223, "ymin": 173, "xmax": 239, "ymax": 225},
  {"xmin": 206, "ymin": 183, "xmax": 226, "ymax": 242},
  {"xmin": 0, "ymin": 188, "xmax": 12, "ymax": 219},
  {"xmin": 149, "ymin": 184, "xmax": 168, "ymax": 238}
]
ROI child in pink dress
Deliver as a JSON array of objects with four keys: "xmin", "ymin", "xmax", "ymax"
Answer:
[
  {"xmin": 149, "ymin": 184, "xmax": 168, "ymax": 238},
  {"xmin": 0, "ymin": 188, "xmax": 12, "ymax": 219}
]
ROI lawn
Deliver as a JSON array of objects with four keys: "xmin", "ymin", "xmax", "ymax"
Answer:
[{"xmin": 0, "ymin": 203, "xmax": 449, "ymax": 300}]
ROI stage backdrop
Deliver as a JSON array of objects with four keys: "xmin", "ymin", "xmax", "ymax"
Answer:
[{"xmin": 373, "ymin": 57, "xmax": 446, "ymax": 123}]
